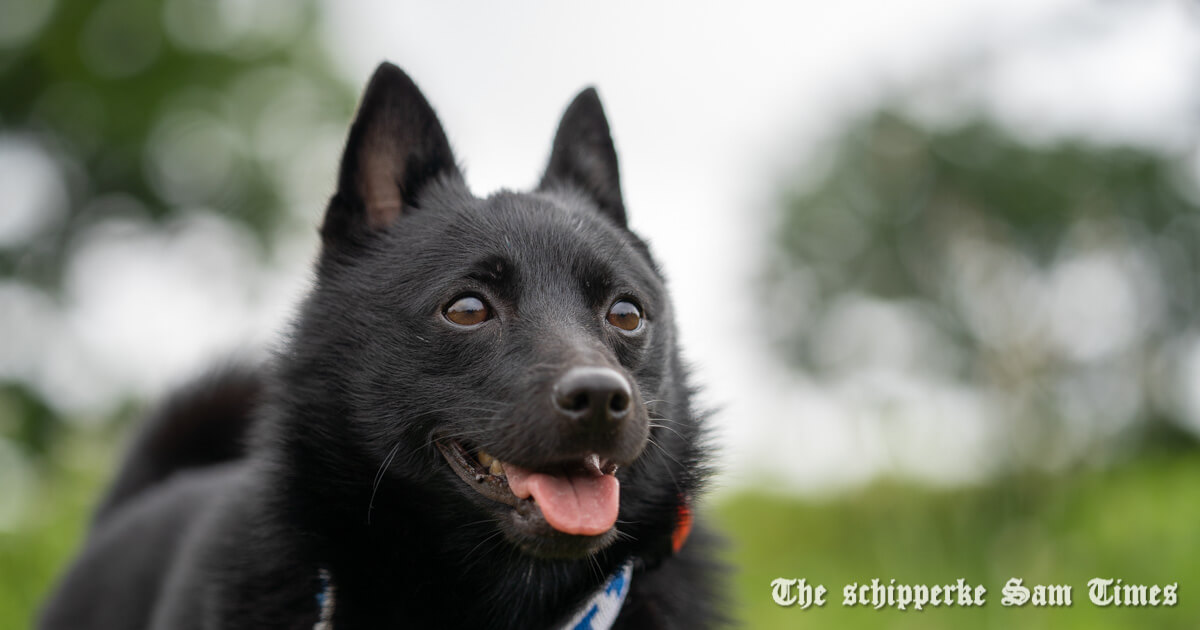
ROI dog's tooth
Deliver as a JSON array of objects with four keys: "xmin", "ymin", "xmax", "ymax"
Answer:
[
  {"xmin": 583, "ymin": 453, "xmax": 603, "ymax": 475},
  {"xmin": 489, "ymin": 459, "xmax": 505, "ymax": 476},
  {"xmin": 477, "ymin": 451, "xmax": 495, "ymax": 468}
]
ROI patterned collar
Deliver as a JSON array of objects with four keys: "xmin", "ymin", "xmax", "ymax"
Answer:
[{"xmin": 312, "ymin": 560, "xmax": 634, "ymax": 630}]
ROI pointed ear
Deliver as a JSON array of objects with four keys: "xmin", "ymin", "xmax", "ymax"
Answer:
[
  {"xmin": 322, "ymin": 63, "xmax": 461, "ymax": 243},
  {"xmin": 538, "ymin": 88, "xmax": 626, "ymax": 226}
]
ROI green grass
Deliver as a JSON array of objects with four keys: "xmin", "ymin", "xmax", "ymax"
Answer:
[
  {"xmin": 3, "ymin": 444, "xmax": 1196, "ymax": 629},
  {"xmin": 0, "ymin": 438, "xmax": 109, "ymax": 629},
  {"xmin": 712, "ymin": 455, "xmax": 1200, "ymax": 628}
]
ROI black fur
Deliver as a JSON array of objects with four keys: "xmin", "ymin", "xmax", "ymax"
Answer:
[{"xmin": 40, "ymin": 62, "xmax": 725, "ymax": 630}]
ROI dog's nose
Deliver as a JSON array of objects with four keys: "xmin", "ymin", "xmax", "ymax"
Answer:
[{"xmin": 552, "ymin": 367, "xmax": 632, "ymax": 426}]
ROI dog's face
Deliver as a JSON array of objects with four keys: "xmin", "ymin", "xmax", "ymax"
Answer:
[{"xmin": 300, "ymin": 64, "xmax": 685, "ymax": 560}]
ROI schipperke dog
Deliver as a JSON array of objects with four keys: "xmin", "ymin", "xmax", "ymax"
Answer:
[{"xmin": 40, "ymin": 63, "xmax": 724, "ymax": 630}]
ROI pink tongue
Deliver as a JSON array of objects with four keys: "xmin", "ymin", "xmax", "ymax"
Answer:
[{"xmin": 505, "ymin": 464, "xmax": 620, "ymax": 536}]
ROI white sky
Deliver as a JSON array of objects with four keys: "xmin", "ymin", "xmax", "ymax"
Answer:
[{"xmin": 2, "ymin": 0, "xmax": 1198, "ymax": 499}]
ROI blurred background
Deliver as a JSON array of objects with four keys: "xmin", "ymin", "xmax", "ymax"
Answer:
[{"xmin": 2, "ymin": 0, "xmax": 1199, "ymax": 627}]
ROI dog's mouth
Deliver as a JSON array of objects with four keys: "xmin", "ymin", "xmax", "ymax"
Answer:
[{"xmin": 435, "ymin": 439, "xmax": 621, "ymax": 537}]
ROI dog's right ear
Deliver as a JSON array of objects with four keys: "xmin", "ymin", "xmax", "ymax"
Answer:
[{"xmin": 322, "ymin": 63, "xmax": 461, "ymax": 245}]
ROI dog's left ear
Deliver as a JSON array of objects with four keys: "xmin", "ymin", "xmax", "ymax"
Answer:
[
  {"xmin": 539, "ymin": 88, "xmax": 626, "ymax": 227},
  {"xmin": 323, "ymin": 63, "xmax": 462, "ymax": 245}
]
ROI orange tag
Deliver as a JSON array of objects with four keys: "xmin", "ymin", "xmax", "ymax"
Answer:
[{"xmin": 671, "ymin": 501, "xmax": 693, "ymax": 554}]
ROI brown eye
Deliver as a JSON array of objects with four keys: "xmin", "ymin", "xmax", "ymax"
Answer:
[
  {"xmin": 444, "ymin": 295, "xmax": 491, "ymax": 326},
  {"xmin": 606, "ymin": 300, "xmax": 643, "ymax": 332}
]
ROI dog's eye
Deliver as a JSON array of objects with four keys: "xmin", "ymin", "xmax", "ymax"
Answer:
[
  {"xmin": 606, "ymin": 300, "xmax": 643, "ymax": 332},
  {"xmin": 444, "ymin": 295, "xmax": 491, "ymax": 326}
]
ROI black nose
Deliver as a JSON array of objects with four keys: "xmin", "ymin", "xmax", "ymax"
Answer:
[{"xmin": 552, "ymin": 366, "xmax": 632, "ymax": 426}]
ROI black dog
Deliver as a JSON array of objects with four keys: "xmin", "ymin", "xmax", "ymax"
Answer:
[{"xmin": 40, "ymin": 63, "xmax": 724, "ymax": 630}]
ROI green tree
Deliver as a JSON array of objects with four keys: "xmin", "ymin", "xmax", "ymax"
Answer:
[
  {"xmin": 765, "ymin": 110, "xmax": 1200, "ymax": 469},
  {"xmin": 0, "ymin": 0, "xmax": 354, "ymax": 455}
]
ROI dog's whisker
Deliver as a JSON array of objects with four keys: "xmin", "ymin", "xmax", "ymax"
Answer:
[
  {"xmin": 404, "ymin": 405, "xmax": 513, "ymax": 420},
  {"xmin": 644, "ymin": 436, "xmax": 687, "ymax": 497},
  {"xmin": 459, "ymin": 516, "xmax": 502, "ymax": 529},
  {"xmin": 587, "ymin": 554, "xmax": 603, "ymax": 584},
  {"xmin": 367, "ymin": 440, "xmax": 403, "ymax": 524},
  {"xmin": 649, "ymin": 421, "xmax": 690, "ymax": 442},
  {"xmin": 611, "ymin": 529, "xmax": 638, "ymax": 544},
  {"xmin": 420, "ymin": 423, "xmax": 508, "ymax": 450},
  {"xmin": 460, "ymin": 529, "xmax": 506, "ymax": 573},
  {"xmin": 646, "ymin": 435, "xmax": 687, "ymax": 470}
]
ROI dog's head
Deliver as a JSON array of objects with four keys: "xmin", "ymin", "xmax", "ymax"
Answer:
[{"xmin": 292, "ymin": 63, "xmax": 696, "ymax": 561}]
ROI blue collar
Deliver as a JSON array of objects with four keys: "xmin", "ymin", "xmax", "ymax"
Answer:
[
  {"xmin": 312, "ymin": 560, "xmax": 633, "ymax": 630},
  {"xmin": 559, "ymin": 560, "xmax": 634, "ymax": 630}
]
